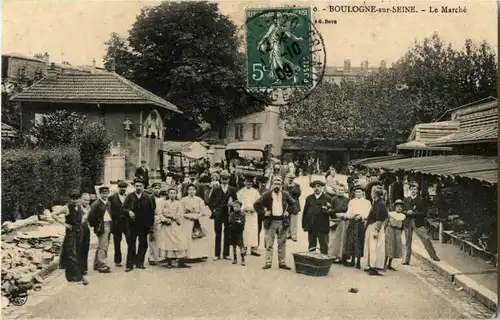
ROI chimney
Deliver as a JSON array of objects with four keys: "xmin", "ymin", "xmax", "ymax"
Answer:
[
  {"xmin": 91, "ymin": 58, "xmax": 96, "ymax": 74},
  {"xmin": 379, "ymin": 60, "xmax": 387, "ymax": 70},
  {"xmin": 47, "ymin": 62, "xmax": 58, "ymax": 80},
  {"xmin": 360, "ymin": 61, "xmax": 364, "ymax": 71},
  {"xmin": 43, "ymin": 52, "xmax": 49, "ymax": 66},
  {"xmin": 343, "ymin": 59, "xmax": 351, "ymax": 73},
  {"xmin": 364, "ymin": 60, "xmax": 369, "ymax": 70}
]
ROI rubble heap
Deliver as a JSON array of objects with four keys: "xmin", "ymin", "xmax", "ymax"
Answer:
[{"xmin": 1, "ymin": 210, "xmax": 65, "ymax": 307}]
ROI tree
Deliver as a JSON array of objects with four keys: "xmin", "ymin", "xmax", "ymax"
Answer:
[
  {"xmin": 29, "ymin": 111, "xmax": 112, "ymax": 192},
  {"xmin": 103, "ymin": 1, "xmax": 266, "ymax": 132},
  {"xmin": 282, "ymin": 33, "xmax": 497, "ymax": 151}
]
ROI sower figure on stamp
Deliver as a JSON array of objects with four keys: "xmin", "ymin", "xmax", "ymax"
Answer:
[
  {"xmin": 147, "ymin": 182, "xmax": 163, "ymax": 266},
  {"xmin": 284, "ymin": 172, "xmax": 301, "ymax": 242},
  {"xmin": 54, "ymin": 191, "xmax": 89, "ymax": 285},
  {"xmin": 403, "ymin": 182, "xmax": 440, "ymax": 264},
  {"xmin": 208, "ymin": 170, "xmax": 238, "ymax": 261},
  {"xmin": 254, "ymin": 177, "xmax": 295, "ymax": 270},
  {"xmin": 302, "ymin": 180, "xmax": 332, "ymax": 255},
  {"xmin": 121, "ymin": 178, "xmax": 156, "ymax": 272},
  {"xmin": 108, "ymin": 180, "xmax": 128, "ymax": 267},
  {"xmin": 88, "ymin": 186, "xmax": 112, "ymax": 274}
]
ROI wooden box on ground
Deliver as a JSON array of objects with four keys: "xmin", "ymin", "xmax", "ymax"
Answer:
[{"xmin": 293, "ymin": 249, "xmax": 334, "ymax": 277}]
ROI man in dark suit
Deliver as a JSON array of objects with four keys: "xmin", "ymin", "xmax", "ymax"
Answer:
[
  {"xmin": 389, "ymin": 173, "xmax": 405, "ymax": 210},
  {"xmin": 87, "ymin": 186, "xmax": 112, "ymax": 273},
  {"xmin": 121, "ymin": 178, "xmax": 156, "ymax": 272},
  {"xmin": 135, "ymin": 160, "xmax": 150, "ymax": 188},
  {"xmin": 403, "ymin": 182, "xmax": 440, "ymax": 264},
  {"xmin": 108, "ymin": 181, "xmax": 128, "ymax": 267},
  {"xmin": 208, "ymin": 170, "xmax": 238, "ymax": 261},
  {"xmin": 302, "ymin": 180, "xmax": 332, "ymax": 255},
  {"xmin": 254, "ymin": 177, "xmax": 295, "ymax": 270}
]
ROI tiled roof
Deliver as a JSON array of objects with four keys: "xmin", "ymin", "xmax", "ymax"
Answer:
[
  {"xmin": 396, "ymin": 140, "xmax": 452, "ymax": 151},
  {"xmin": 163, "ymin": 141, "xmax": 193, "ymax": 153},
  {"xmin": 3, "ymin": 52, "xmax": 46, "ymax": 63},
  {"xmin": 426, "ymin": 125, "xmax": 497, "ymax": 146},
  {"xmin": 364, "ymin": 155, "xmax": 497, "ymax": 184},
  {"xmin": 10, "ymin": 73, "xmax": 181, "ymax": 113}
]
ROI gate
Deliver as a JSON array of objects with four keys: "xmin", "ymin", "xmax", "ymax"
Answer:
[{"xmin": 103, "ymin": 155, "xmax": 126, "ymax": 185}]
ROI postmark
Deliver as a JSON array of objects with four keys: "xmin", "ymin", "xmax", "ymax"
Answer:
[{"xmin": 244, "ymin": 6, "xmax": 327, "ymax": 106}]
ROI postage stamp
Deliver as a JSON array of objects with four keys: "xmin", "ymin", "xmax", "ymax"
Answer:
[{"xmin": 244, "ymin": 6, "xmax": 326, "ymax": 105}]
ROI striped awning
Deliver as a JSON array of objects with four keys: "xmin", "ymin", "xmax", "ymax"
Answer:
[
  {"xmin": 350, "ymin": 154, "xmax": 406, "ymax": 166},
  {"xmin": 426, "ymin": 125, "xmax": 497, "ymax": 146},
  {"xmin": 364, "ymin": 155, "xmax": 497, "ymax": 184}
]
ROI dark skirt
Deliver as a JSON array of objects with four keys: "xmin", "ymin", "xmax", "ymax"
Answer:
[
  {"xmin": 343, "ymin": 219, "xmax": 365, "ymax": 258},
  {"xmin": 229, "ymin": 230, "xmax": 244, "ymax": 247}
]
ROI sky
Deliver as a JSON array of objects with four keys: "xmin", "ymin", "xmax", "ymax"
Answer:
[{"xmin": 2, "ymin": 0, "xmax": 497, "ymax": 68}]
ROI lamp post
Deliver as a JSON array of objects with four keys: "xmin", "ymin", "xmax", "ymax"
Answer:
[{"xmin": 123, "ymin": 118, "xmax": 134, "ymax": 155}]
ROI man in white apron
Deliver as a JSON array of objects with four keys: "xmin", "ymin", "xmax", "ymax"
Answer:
[{"xmin": 237, "ymin": 176, "xmax": 262, "ymax": 256}]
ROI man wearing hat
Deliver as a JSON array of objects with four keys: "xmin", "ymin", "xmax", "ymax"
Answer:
[
  {"xmin": 198, "ymin": 175, "xmax": 212, "ymax": 203},
  {"xmin": 135, "ymin": 160, "xmax": 150, "ymax": 189},
  {"xmin": 284, "ymin": 172, "xmax": 301, "ymax": 242},
  {"xmin": 403, "ymin": 182, "xmax": 440, "ymax": 264},
  {"xmin": 237, "ymin": 176, "xmax": 262, "ymax": 256},
  {"xmin": 121, "ymin": 178, "xmax": 157, "ymax": 272},
  {"xmin": 208, "ymin": 169, "xmax": 238, "ymax": 260},
  {"xmin": 54, "ymin": 191, "xmax": 89, "ymax": 285},
  {"xmin": 108, "ymin": 181, "xmax": 129, "ymax": 267},
  {"xmin": 254, "ymin": 176, "xmax": 295, "ymax": 270},
  {"xmin": 147, "ymin": 182, "xmax": 164, "ymax": 266},
  {"xmin": 302, "ymin": 180, "xmax": 332, "ymax": 255},
  {"xmin": 88, "ymin": 186, "xmax": 112, "ymax": 273}
]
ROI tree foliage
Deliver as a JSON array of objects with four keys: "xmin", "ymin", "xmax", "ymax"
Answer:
[
  {"xmin": 29, "ymin": 111, "xmax": 112, "ymax": 192},
  {"xmin": 282, "ymin": 33, "xmax": 497, "ymax": 150},
  {"xmin": 103, "ymin": 1, "xmax": 266, "ymax": 132}
]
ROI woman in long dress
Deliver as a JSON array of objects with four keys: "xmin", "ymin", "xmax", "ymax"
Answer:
[
  {"xmin": 327, "ymin": 186, "xmax": 349, "ymax": 263},
  {"xmin": 156, "ymin": 186, "xmax": 190, "ymax": 268},
  {"xmin": 363, "ymin": 185, "xmax": 389, "ymax": 276},
  {"xmin": 344, "ymin": 185, "xmax": 372, "ymax": 269},
  {"xmin": 384, "ymin": 199, "xmax": 406, "ymax": 270},
  {"xmin": 179, "ymin": 184, "xmax": 212, "ymax": 260}
]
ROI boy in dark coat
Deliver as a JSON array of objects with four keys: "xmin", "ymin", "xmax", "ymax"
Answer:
[
  {"xmin": 228, "ymin": 201, "xmax": 246, "ymax": 266},
  {"xmin": 88, "ymin": 186, "xmax": 112, "ymax": 273}
]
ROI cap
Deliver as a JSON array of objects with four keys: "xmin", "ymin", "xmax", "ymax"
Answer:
[
  {"xmin": 141, "ymin": 160, "xmax": 147, "ymax": 164},
  {"xmin": 256, "ymin": 176, "xmax": 269, "ymax": 182},
  {"xmin": 309, "ymin": 180, "xmax": 325, "ymax": 188},
  {"xmin": 220, "ymin": 170, "xmax": 231, "ymax": 178},
  {"xmin": 69, "ymin": 191, "xmax": 81, "ymax": 199},
  {"xmin": 286, "ymin": 172, "xmax": 296, "ymax": 179},
  {"xmin": 98, "ymin": 186, "xmax": 110, "ymax": 193},
  {"xmin": 151, "ymin": 182, "xmax": 162, "ymax": 188},
  {"xmin": 133, "ymin": 178, "xmax": 144, "ymax": 184},
  {"xmin": 117, "ymin": 181, "xmax": 128, "ymax": 188},
  {"xmin": 394, "ymin": 199, "xmax": 405, "ymax": 207},
  {"xmin": 351, "ymin": 184, "xmax": 365, "ymax": 192},
  {"xmin": 199, "ymin": 175, "xmax": 211, "ymax": 183},
  {"xmin": 244, "ymin": 175, "xmax": 254, "ymax": 181}
]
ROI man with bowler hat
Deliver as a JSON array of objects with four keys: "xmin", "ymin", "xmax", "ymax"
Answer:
[
  {"xmin": 302, "ymin": 180, "xmax": 332, "ymax": 255},
  {"xmin": 121, "ymin": 178, "xmax": 156, "ymax": 272}
]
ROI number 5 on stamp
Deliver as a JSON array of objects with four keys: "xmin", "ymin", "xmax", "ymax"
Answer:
[{"xmin": 245, "ymin": 7, "xmax": 313, "ymax": 90}]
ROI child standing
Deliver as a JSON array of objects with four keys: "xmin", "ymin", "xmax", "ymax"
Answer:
[
  {"xmin": 228, "ymin": 201, "xmax": 246, "ymax": 266},
  {"xmin": 384, "ymin": 199, "xmax": 406, "ymax": 270}
]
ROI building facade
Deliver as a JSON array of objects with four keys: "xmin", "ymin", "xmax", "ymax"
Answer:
[{"xmin": 322, "ymin": 59, "xmax": 385, "ymax": 86}]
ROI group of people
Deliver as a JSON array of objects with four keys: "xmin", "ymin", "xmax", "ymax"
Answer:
[{"xmin": 55, "ymin": 159, "xmax": 441, "ymax": 285}]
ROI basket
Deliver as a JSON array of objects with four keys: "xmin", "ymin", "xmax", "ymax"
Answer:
[{"xmin": 293, "ymin": 248, "xmax": 335, "ymax": 277}]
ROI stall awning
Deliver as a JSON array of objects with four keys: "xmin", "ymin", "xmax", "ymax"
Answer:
[
  {"xmin": 364, "ymin": 155, "xmax": 497, "ymax": 184},
  {"xmin": 350, "ymin": 154, "xmax": 406, "ymax": 166},
  {"xmin": 426, "ymin": 125, "xmax": 497, "ymax": 146},
  {"xmin": 396, "ymin": 140, "xmax": 452, "ymax": 151}
]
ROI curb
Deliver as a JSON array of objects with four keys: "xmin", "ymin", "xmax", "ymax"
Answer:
[{"xmin": 411, "ymin": 244, "xmax": 498, "ymax": 312}]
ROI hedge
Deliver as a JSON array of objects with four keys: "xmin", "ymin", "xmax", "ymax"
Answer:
[{"xmin": 1, "ymin": 147, "xmax": 81, "ymax": 221}]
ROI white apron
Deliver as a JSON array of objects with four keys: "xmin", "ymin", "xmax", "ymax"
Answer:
[
  {"xmin": 363, "ymin": 223, "xmax": 386, "ymax": 269},
  {"xmin": 237, "ymin": 187, "xmax": 261, "ymax": 248}
]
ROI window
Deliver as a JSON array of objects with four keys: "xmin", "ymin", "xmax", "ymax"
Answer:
[
  {"xmin": 234, "ymin": 124, "xmax": 244, "ymax": 140},
  {"xmin": 218, "ymin": 125, "xmax": 227, "ymax": 139},
  {"xmin": 252, "ymin": 123, "xmax": 261, "ymax": 140}
]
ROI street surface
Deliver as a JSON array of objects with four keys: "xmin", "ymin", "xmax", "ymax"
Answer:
[{"xmin": 2, "ymin": 175, "xmax": 493, "ymax": 319}]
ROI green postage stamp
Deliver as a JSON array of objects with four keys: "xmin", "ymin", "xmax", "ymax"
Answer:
[{"xmin": 245, "ymin": 7, "xmax": 314, "ymax": 90}]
